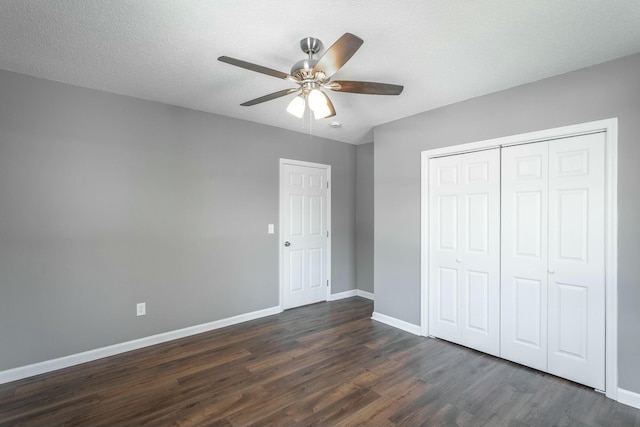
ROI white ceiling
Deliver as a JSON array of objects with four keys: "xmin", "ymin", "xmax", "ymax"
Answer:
[{"xmin": 1, "ymin": 1, "xmax": 640, "ymax": 144}]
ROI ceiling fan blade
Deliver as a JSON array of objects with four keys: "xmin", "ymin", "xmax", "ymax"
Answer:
[
  {"xmin": 328, "ymin": 81, "xmax": 404, "ymax": 95},
  {"xmin": 218, "ymin": 56, "xmax": 291, "ymax": 80},
  {"xmin": 312, "ymin": 33, "xmax": 363, "ymax": 78},
  {"xmin": 240, "ymin": 88, "xmax": 299, "ymax": 106}
]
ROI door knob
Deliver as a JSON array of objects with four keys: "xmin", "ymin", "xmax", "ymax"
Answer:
[
  {"xmin": 284, "ymin": 241, "xmax": 291, "ymax": 247},
  {"xmin": 456, "ymin": 259, "xmax": 462, "ymax": 263},
  {"xmin": 548, "ymin": 269, "xmax": 555, "ymax": 274}
]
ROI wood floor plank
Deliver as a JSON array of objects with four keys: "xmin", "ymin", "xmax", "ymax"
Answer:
[
  {"xmin": 1, "ymin": 297, "xmax": 639, "ymax": 426},
  {"xmin": 337, "ymin": 394, "xmax": 401, "ymax": 427}
]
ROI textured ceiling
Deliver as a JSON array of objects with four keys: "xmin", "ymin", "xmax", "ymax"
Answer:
[{"xmin": 1, "ymin": 1, "xmax": 640, "ymax": 144}]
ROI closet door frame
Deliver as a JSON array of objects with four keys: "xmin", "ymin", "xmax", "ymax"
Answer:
[{"xmin": 420, "ymin": 118, "xmax": 618, "ymax": 399}]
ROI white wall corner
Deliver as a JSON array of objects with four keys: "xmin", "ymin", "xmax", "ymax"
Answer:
[
  {"xmin": 371, "ymin": 312, "xmax": 422, "ymax": 336},
  {"xmin": 356, "ymin": 290, "xmax": 374, "ymax": 300},
  {"xmin": 617, "ymin": 388, "xmax": 640, "ymax": 410},
  {"xmin": 328, "ymin": 290, "xmax": 357, "ymax": 301},
  {"xmin": 0, "ymin": 305, "xmax": 282, "ymax": 385}
]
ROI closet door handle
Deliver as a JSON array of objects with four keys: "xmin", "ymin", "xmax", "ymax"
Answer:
[
  {"xmin": 548, "ymin": 269, "xmax": 555, "ymax": 274},
  {"xmin": 456, "ymin": 259, "xmax": 462, "ymax": 263}
]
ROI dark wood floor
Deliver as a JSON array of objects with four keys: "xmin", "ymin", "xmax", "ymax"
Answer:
[{"xmin": 1, "ymin": 297, "xmax": 639, "ymax": 426}]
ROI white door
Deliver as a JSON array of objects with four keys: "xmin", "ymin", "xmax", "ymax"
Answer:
[
  {"xmin": 429, "ymin": 154, "xmax": 461, "ymax": 343},
  {"xmin": 281, "ymin": 161, "xmax": 329, "ymax": 309},
  {"xmin": 501, "ymin": 133, "xmax": 605, "ymax": 389},
  {"xmin": 501, "ymin": 142, "xmax": 549, "ymax": 371},
  {"xmin": 429, "ymin": 149, "xmax": 500, "ymax": 356},
  {"xmin": 547, "ymin": 132, "xmax": 605, "ymax": 390}
]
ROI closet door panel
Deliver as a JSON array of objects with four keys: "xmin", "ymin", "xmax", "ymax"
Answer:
[
  {"xmin": 437, "ymin": 195, "xmax": 458, "ymax": 251},
  {"xmin": 429, "ymin": 155, "xmax": 462, "ymax": 343},
  {"xmin": 460, "ymin": 149, "xmax": 500, "ymax": 356},
  {"xmin": 501, "ymin": 142, "xmax": 549, "ymax": 371},
  {"xmin": 429, "ymin": 149, "xmax": 500, "ymax": 355},
  {"xmin": 513, "ymin": 277, "xmax": 544, "ymax": 347},
  {"xmin": 547, "ymin": 133, "xmax": 605, "ymax": 390},
  {"xmin": 436, "ymin": 267, "xmax": 459, "ymax": 326}
]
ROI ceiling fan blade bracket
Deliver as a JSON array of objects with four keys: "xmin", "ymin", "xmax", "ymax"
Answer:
[
  {"xmin": 286, "ymin": 76, "xmax": 303, "ymax": 84},
  {"xmin": 324, "ymin": 82, "xmax": 342, "ymax": 91}
]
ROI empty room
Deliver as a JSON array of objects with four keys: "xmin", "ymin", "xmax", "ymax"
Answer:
[{"xmin": 1, "ymin": 1, "xmax": 640, "ymax": 425}]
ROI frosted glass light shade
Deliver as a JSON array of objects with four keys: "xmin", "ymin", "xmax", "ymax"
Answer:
[
  {"xmin": 313, "ymin": 104, "xmax": 331, "ymax": 120},
  {"xmin": 308, "ymin": 89, "xmax": 326, "ymax": 111},
  {"xmin": 308, "ymin": 89, "xmax": 331, "ymax": 119},
  {"xmin": 286, "ymin": 95, "xmax": 305, "ymax": 118}
]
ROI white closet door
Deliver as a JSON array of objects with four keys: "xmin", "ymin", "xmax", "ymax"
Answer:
[
  {"xmin": 501, "ymin": 133, "xmax": 605, "ymax": 389},
  {"xmin": 547, "ymin": 133, "xmax": 605, "ymax": 390},
  {"xmin": 429, "ymin": 149, "xmax": 500, "ymax": 355},
  {"xmin": 429, "ymin": 154, "xmax": 462, "ymax": 343},
  {"xmin": 459, "ymin": 149, "xmax": 501, "ymax": 355},
  {"xmin": 501, "ymin": 142, "xmax": 549, "ymax": 371}
]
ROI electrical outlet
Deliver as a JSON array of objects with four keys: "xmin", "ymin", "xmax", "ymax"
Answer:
[
  {"xmin": 268, "ymin": 224, "xmax": 274, "ymax": 234},
  {"xmin": 136, "ymin": 302, "xmax": 146, "ymax": 316}
]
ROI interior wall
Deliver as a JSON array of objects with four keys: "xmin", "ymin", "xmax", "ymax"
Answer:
[
  {"xmin": 373, "ymin": 52, "xmax": 640, "ymax": 394},
  {"xmin": 0, "ymin": 69, "xmax": 356, "ymax": 371},
  {"xmin": 356, "ymin": 142, "xmax": 374, "ymax": 294}
]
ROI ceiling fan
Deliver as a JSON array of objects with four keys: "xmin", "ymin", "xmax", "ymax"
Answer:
[{"xmin": 218, "ymin": 33, "xmax": 403, "ymax": 120}]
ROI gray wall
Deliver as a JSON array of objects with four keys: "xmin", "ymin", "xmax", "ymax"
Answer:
[
  {"xmin": 356, "ymin": 142, "xmax": 374, "ymax": 294},
  {"xmin": 374, "ymin": 52, "xmax": 640, "ymax": 394},
  {"xmin": 0, "ymin": 69, "xmax": 356, "ymax": 371}
]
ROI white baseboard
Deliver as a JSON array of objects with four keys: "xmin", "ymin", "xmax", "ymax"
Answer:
[
  {"xmin": 371, "ymin": 311, "xmax": 421, "ymax": 336},
  {"xmin": 356, "ymin": 290, "xmax": 374, "ymax": 300},
  {"xmin": 328, "ymin": 290, "xmax": 357, "ymax": 301},
  {"xmin": 618, "ymin": 388, "xmax": 640, "ymax": 409},
  {"xmin": 0, "ymin": 305, "xmax": 282, "ymax": 385},
  {"xmin": 328, "ymin": 290, "xmax": 374, "ymax": 301}
]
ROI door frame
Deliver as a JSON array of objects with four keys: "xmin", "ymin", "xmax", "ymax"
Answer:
[
  {"xmin": 279, "ymin": 158, "xmax": 332, "ymax": 310},
  {"xmin": 420, "ymin": 118, "xmax": 618, "ymax": 399}
]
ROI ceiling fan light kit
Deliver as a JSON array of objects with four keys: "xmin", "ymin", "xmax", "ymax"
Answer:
[
  {"xmin": 308, "ymin": 88, "xmax": 330, "ymax": 118},
  {"xmin": 286, "ymin": 94, "xmax": 305, "ymax": 118},
  {"xmin": 218, "ymin": 33, "xmax": 403, "ymax": 120}
]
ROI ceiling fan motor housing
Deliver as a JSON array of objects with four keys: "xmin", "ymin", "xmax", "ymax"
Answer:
[
  {"xmin": 290, "ymin": 58, "xmax": 319, "ymax": 79},
  {"xmin": 291, "ymin": 37, "xmax": 324, "ymax": 80}
]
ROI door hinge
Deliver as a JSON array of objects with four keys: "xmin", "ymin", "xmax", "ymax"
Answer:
[
  {"xmin": 326, "ymin": 280, "xmax": 329, "ymax": 287},
  {"xmin": 327, "ymin": 181, "xmax": 329, "ymax": 189},
  {"xmin": 327, "ymin": 230, "xmax": 329, "ymax": 237}
]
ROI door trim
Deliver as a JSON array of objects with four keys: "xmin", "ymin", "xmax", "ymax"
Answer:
[
  {"xmin": 420, "ymin": 118, "xmax": 618, "ymax": 400},
  {"xmin": 279, "ymin": 158, "xmax": 332, "ymax": 309}
]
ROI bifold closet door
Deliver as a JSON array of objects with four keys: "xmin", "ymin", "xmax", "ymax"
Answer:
[
  {"xmin": 501, "ymin": 142, "xmax": 550, "ymax": 371},
  {"xmin": 501, "ymin": 133, "xmax": 605, "ymax": 390},
  {"xmin": 547, "ymin": 133, "xmax": 605, "ymax": 390},
  {"xmin": 429, "ymin": 149, "xmax": 500, "ymax": 356}
]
